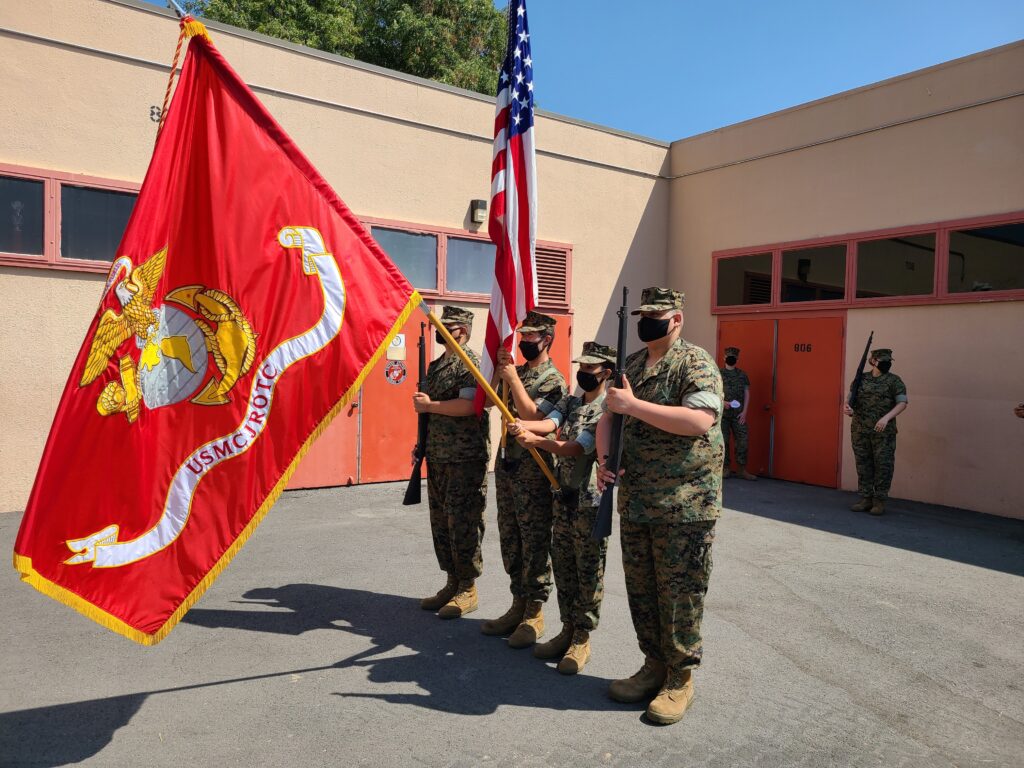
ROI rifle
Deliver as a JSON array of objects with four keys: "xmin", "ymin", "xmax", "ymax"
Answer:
[
  {"xmin": 591, "ymin": 286, "xmax": 629, "ymax": 540},
  {"xmin": 847, "ymin": 330, "xmax": 874, "ymax": 409},
  {"xmin": 403, "ymin": 323, "xmax": 429, "ymax": 505}
]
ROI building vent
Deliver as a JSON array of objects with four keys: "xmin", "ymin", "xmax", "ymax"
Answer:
[
  {"xmin": 536, "ymin": 246, "xmax": 570, "ymax": 308},
  {"xmin": 744, "ymin": 273, "xmax": 772, "ymax": 304}
]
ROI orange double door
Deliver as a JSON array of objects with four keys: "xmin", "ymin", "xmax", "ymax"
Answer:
[
  {"xmin": 288, "ymin": 305, "xmax": 573, "ymax": 490},
  {"xmin": 717, "ymin": 315, "xmax": 845, "ymax": 487}
]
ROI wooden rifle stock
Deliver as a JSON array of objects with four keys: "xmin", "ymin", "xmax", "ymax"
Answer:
[
  {"xmin": 403, "ymin": 323, "xmax": 429, "ymax": 505},
  {"xmin": 591, "ymin": 287, "xmax": 629, "ymax": 539}
]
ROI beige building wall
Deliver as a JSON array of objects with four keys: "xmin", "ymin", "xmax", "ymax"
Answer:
[
  {"xmin": 0, "ymin": 0, "xmax": 669, "ymax": 511},
  {"xmin": 668, "ymin": 41, "xmax": 1024, "ymax": 518}
]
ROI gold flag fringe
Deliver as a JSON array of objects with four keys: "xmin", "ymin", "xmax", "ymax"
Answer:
[{"xmin": 13, "ymin": 291, "xmax": 423, "ymax": 646}]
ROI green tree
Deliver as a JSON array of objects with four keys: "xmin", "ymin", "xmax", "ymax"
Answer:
[{"xmin": 184, "ymin": 0, "xmax": 508, "ymax": 96}]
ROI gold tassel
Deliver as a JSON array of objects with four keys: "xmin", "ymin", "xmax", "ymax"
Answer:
[{"xmin": 181, "ymin": 16, "xmax": 212, "ymax": 42}]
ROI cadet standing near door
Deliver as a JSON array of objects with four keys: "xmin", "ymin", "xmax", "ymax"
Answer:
[
  {"xmin": 844, "ymin": 348, "xmax": 908, "ymax": 516},
  {"xmin": 720, "ymin": 346, "xmax": 756, "ymax": 480}
]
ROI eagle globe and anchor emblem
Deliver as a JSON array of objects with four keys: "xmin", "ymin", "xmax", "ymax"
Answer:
[{"xmin": 81, "ymin": 247, "xmax": 257, "ymax": 419}]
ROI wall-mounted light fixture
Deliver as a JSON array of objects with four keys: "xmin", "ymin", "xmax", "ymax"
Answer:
[{"xmin": 470, "ymin": 199, "xmax": 487, "ymax": 225}]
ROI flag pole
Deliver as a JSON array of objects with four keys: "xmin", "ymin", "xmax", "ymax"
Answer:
[{"xmin": 425, "ymin": 308, "xmax": 560, "ymax": 490}]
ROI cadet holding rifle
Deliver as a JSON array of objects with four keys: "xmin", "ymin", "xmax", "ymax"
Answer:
[
  {"xmin": 482, "ymin": 311, "xmax": 566, "ymax": 648},
  {"xmin": 844, "ymin": 346, "xmax": 908, "ymax": 516},
  {"xmin": 595, "ymin": 287, "xmax": 724, "ymax": 725},
  {"xmin": 510, "ymin": 341, "xmax": 616, "ymax": 675},
  {"xmin": 411, "ymin": 306, "xmax": 490, "ymax": 619}
]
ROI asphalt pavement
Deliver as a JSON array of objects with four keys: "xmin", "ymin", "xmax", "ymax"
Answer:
[{"xmin": 1, "ymin": 478, "xmax": 1022, "ymax": 767}]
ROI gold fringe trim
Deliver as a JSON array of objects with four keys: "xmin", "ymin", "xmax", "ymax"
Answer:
[
  {"xmin": 182, "ymin": 17, "xmax": 212, "ymax": 42},
  {"xmin": 13, "ymin": 291, "xmax": 423, "ymax": 646}
]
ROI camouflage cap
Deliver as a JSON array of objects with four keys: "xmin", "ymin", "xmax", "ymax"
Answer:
[
  {"xmin": 572, "ymin": 341, "xmax": 617, "ymax": 365},
  {"xmin": 440, "ymin": 305, "xmax": 473, "ymax": 327},
  {"xmin": 630, "ymin": 286, "xmax": 686, "ymax": 315},
  {"xmin": 871, "ymin": 348, "xmax": 893, "ymax": 362},
  {"xmin": 725, "ymin": 346, "xmax": 740, "ymax": 357},
  {"xmin": 518, "ymin": 310, "xmax": 557, "ymax": 334}
]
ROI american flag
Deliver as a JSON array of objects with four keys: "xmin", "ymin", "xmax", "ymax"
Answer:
[{"xmin": 477, "ymin": 0, "xmax": 537, "ymax": 411}]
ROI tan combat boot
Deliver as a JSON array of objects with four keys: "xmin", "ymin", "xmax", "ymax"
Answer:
[
  {"xmin": 507, "ymin": 601, "xmax": 545, "ymax": 648},
  {"xmin": 646, "ymin": 668, "xmax": 695, "ymax": 724},
  {"xmin": 869, "ymin": 499, "xmax": 885, "ymax": 516},
  {"xmin": 420, "ymin": 573, "xmax": 457, "ymax": 611},
  {"xmin": 438, "ymin": 581, "xmax": 478, "ymax": 619},
  {"xmin": 850, "ymin": 497, "xmax": 873, "ymax": 513},
  {"xmin": 722, "ymin": 468, "xmax": 734, "ymax": 479},
  {"xmin": 480, "ymin": 596, "xmax": 526, "ymax": 636},
  {"xmin": 534, "ymin": 622, "xmax": 573, "ymax": 659},
  {"xmin": 608, "ymin": 656, "xmax": 666, "ymax": 702},
  {"xmin": 557, "ymin": 629, "xmax": 591, "ymax": 675},
  {"xmin": 739, "ymin": 467, "xmax": 758, "ymax": 481}
]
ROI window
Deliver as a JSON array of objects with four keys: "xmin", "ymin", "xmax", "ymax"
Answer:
[
  {"xmin": 362, "ymin": 217, "xmax": 571, "ymax": 307},
  {"xmin": 781, "ymin": 245, "xmax": 846, "ymax": 303},
  {"xmin": 716, "ymin": 252, "xmax": 772, "ymax": 306},
  {"xmin": 447, "ymin": 237, "xmax": 495, "ymax": 294},
  {"xmin": 948, "ymin": 223, "xmax": 1024, "ymax": 293},
  {"xmin": 711, "ymin": 212, "xmax": 1024, "ymax": 313},
  {"xmin": 856, "ymin": 234, "xmax": 935, "ymax": 298},
  {"xmin": 371, "ymin": 227, "xmax": 437, "ymax": 290},
  {"xmin": 0, "ymin": 164, "xmax": 139, "ymax": 272},
  {"xmin": 61, "ymin": 185, "xmax": 136, "ymax": 262}
]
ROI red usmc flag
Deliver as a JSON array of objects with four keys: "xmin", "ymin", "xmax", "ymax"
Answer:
[{"xmin": 13, "ymin": 28, "xmax": 419, "ymax": 644}]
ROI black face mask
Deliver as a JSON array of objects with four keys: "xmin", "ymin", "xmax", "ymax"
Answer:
[
  {"xmin": 725, "ymin": 356, "xmax": 738, "ymax": 366},
  {"xmin": 519, "ymin": 340, "xmax": 544, "ymax": 361},
  {"xmin": 435, "ymin": 331, "xmax": 447, "ymax": 346},
  {"xmin": 576, "ymin": 371, "xmax": 605, "ymax": 392},
  {"xmin": 876, "ymin": 360, "xmax": 892, "ymax": 373},
  {"xmin": 637, "ymin": 316, "xmax": 671, "ymax": 342}
]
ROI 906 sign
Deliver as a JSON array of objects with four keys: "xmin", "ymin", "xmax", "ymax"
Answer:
[{"xmin": 793, "ymin": 343, "xmax": 813, "ymax": 352}]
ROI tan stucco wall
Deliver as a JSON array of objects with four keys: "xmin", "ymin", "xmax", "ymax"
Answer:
[
  {"xmin": 0, "ymin": 0, "xmax": 668, "ymax": 511},
  {"xmin": 844, "ymin": 304, "xmax": 1024, "ymax": 517},
  {"xmin": 668, "ymin": 41, "xmax": 1024, "ymax": 518}
]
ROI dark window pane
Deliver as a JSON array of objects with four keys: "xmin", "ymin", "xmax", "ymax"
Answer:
[
  {"xmin": 61, "ymin": 185, "xmax": 136, "ymax": 262},
  {"xmin": 948, "ymin": 223, "xmax": 1024, "ymax": 293},
  {"xmin": 372, "ymin": 227, "xmax": 437, "ymax": 290},
  {"xmin": 781, "ymin": 245, "xmax": 846, "ymax": 303},
  {"xmin": 856, "ymin": 234, "xmax": 935, "ymax": 298},
  {"xmin": 716, "ymin": 252, "xmax": 772, "ymax": 306},
  {"xmin": 447, "ymin": 237, "xmax": 495, "ymax": 294},
  {"xmin": 1, "ymin": 176, "xmax": 44, "ymax": 255}
]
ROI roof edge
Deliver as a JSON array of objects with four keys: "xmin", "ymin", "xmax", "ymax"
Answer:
[
  {"xmin": 670, "ymin": 38, "xmax": 1024, "ymax": 147},
  {"xmin": 102, "ymin": 0, "xmax": 670, "ymax": 148}
]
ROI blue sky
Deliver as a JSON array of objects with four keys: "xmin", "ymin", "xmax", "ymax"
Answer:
[{"xmin": 146, "ymin": 0, "xmax": 1024, "ymax": 142}]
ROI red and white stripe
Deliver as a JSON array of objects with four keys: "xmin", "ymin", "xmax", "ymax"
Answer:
[{"xmin": 476, "ymin": 68, "xmax": 537, "ymax": 411}]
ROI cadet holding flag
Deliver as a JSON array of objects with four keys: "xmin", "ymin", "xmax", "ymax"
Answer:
[
  {"xmin": 481, "ymin": 311, "xmax": 567, "ymax": 648},
  {"xmin": 510, "ymin": 341, "xmax": 616, "ymax": 675},
  {"xmin": 596, "ymin": 287, "xmax": 724, "ymax": 725},
  {"xmin": 412, "ymin": 307, "xmax": 490, "ymax": 619}
]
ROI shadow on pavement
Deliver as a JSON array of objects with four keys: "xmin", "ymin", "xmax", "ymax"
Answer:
[
  {"xmin": 184, "ymin": 584, "xmax": 632, "ymax": 716},
  {"xmin": 723, "ymin": 477, "xmax": 1024, "ymax": 577}
]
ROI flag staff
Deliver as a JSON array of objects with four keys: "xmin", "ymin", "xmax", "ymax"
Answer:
[
  {"xmin": 425, "ymin": 306, "xmax": 560, "ymax": 490},
  {"xmin": 166, "ymin": 0, "xmax": 187, "ymax": 18}
]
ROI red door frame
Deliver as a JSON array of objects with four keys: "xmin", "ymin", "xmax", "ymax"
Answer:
[{"xmin": 717, "ymin": 309, "xmax": 848, "ymax": 487}]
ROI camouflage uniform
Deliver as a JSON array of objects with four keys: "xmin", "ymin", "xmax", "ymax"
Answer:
[
  {"xmin": 546, "ymin": 342, "xmax": 615, "ymax": 632},
  {"xmin": 850, "ymin": 349, "xmax": 908, "ymax": 502},
  {"xmin": 495, "ymin": 312, "xmax": 566, "ymax": 603},
  {"xmin": 424, "ymin": 308, "xmax": 490, "ymax": 582},
  {"xmin": 617, "ymin": 288, "xmax": 724, "ymax": 672},
  {"xmin": 719, "ymin": 347, "xmax": 750, "ymax": 469}
]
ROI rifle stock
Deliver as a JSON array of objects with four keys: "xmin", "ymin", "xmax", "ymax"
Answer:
[
  {"xmin": 403, "ymin": 323, "xmax": 429, "ymax": 505},
  {"xmin": 847, "ymin": 330, "xmax": 874, "ymax": 408},
  {"xmin": 591, "ymin": 286, "xmax": 629, "ymax": 540}
]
